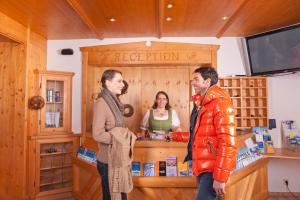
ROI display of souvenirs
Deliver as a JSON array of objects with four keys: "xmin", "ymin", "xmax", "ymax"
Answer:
[
  {"xmin": 282, "ymin": 120, "xmax": 300, "ymax": 151},
  {"xmin": 143, "ymin": 162, "xmax": 155, "ymax": 176},
  {"xmin": 77, "ymin": 146, "xmax": 97, "ymax": 164},
  {"xmin": 177, "ymin": 161, "xmax": 188, "ymax": 176},
  {"xmin": 132, "ymin": 156, "xmax": 193, "ymax": 177},
  {"xmin": 252, "ymin": 126, "xmax": 274, "ymax": 154},
  {"xmin": 155, "ymin": 161, "xmax": 166, "ymax": 176},
  {"xmin": 236, "ymin": 147, "xmax": 262, "ymax": 171},
  {"xmin": 132, "ymin": 161, "xmax": 141, "ymax": 176},
  {"xmin": 166, "ymin": 156, "xmax": 177, "ymax": 176}
]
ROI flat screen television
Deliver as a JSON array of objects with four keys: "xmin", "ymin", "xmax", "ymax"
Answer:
[{"xmin": 246, "ymin": 24, "xmax": 300, "ymax": 76}]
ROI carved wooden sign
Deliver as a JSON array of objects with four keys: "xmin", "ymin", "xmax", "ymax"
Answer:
[{"xmin": 88, "ymin": 49, "xmax": 212, "ymax": 65}]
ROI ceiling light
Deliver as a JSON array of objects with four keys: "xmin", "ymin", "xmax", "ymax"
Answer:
[
  {"xmin": 109, "ymin": 18, "xmax": 116, "ymax": 22},
  {"xmin": 222, "ymin": 16, "xmax": 229, "ymax": 20},
  {"xmin": 165, "ymin": 17, "xmax": 172, "ymax": 22},
  {"xmin": 166, "ymin": 3, "xmax": 173, "ymax": 8},
  {"xmin": 145, "ymin": 40, "xmax": 152, "ymax": 47}
]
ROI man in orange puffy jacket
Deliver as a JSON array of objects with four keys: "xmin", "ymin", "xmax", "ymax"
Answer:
[{"xmin": 184, "ymin": 66, "xmax": 237, "ymax": 200}]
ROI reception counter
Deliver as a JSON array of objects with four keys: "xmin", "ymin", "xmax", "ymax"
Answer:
[{"xmin": 73, "ymin": 135, "xmax": 300, "ymax": 200}]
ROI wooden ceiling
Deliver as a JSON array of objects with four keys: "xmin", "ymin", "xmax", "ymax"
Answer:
[{"xmin": 0, "ymin": 0, "xmax": 299, "ymax": 39}]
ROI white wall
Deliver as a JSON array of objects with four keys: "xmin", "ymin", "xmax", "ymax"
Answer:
[
  {"xmin": 268, "ymin": 73, "xmax": 300, "ymax": 147},
  {"xmin": 47, "ymin": 37, "xmax": 300, "ymax": 192},
  {"xmin": 268, "ymin": 158, "xmax": 300, "ymax": 192}
]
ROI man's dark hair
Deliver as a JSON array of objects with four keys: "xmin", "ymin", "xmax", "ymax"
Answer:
[
  {"xmin": 101, "ymin": 69, "xmax": 122, "ymax": 88},
  {"xmin": 194, "ymin": 66, "xmax": 218, "ymax": 86},
  {"xmin": 152, "ymin": 91, "xmax": 171, "ymax": 110}
]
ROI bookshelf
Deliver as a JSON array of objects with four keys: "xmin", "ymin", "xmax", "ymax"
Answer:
[{"xmin": 219, "ymin": 77, "xmax": 268, "ymax": 130}]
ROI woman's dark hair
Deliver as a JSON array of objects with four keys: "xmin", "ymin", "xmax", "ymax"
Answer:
[
  {"xmin": 152, "ymin": 91, "xmax": 171, "ymax": 110},
  {"xmin": 101, "ymin": 69, "xmax": 122, "ymax": 89},
  {"xmin": 194, "ymin": 66, "xmax": 218, "ymax": 86},
  {"xmin": 121, "ymin": 80, "xmax": 128, "ymax": 95}
]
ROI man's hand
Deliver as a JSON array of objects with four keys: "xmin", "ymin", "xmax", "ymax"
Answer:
[
  {"xmin": 213, "ymin": 180, "xmax": 226, "ymax": 197},
  {"xmin": 136, "ymin": 132, "xmax": 144, "ymax": 138}
]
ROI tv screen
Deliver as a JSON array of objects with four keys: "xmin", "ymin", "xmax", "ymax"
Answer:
[{"xmin": 246, "ymin": 24, "xmax": 300, "ymax": 75}]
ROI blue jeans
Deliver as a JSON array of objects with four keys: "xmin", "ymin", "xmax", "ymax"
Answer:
[
  {"xmin": 96, "ymin": 161, "xmax": 127, "ymax": 200},
  {"xmin": 196, "ymin": 172, "xmax": 218, "ymax": 200}
]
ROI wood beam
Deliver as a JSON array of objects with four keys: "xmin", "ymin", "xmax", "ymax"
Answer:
[
  {"xmin": 155, "ymin": 0, "xmax": 163, "ymax": 38},
  {"xmin": 216, "ymin": 0, "xmax": 250, "ymax": 38},
  {"xmin": 66, "ymin": 0, "xmax": 104, "ymax": 39}
]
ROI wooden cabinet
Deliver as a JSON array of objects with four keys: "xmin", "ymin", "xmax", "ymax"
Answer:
[
  {"xmin": 219, "ymin": 77, "xmax": 268, "ymax": 130},
  {"xmin": 28, "ymin": 135, "xmax": 79, "ymax": 199},
  {"xmin": 39, "ymin": 71, "xmax": 74, "ymax": 135},
  {"xmin": 28, "ymin": 71, "xmax": 79, "ymax": 199}
]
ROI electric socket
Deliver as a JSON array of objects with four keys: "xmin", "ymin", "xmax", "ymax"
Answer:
[{"xmin": 283, "ymin": 179, "xmax": 289, "ymax": 186}]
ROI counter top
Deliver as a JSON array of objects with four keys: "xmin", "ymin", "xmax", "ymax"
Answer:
[
  {"xmin": 135, "ymin": 140, "xmax": 187, "ymax": 148},
  {"xmin": 266, "ymin": 148, "xmax": 300, "ymax": 159}
]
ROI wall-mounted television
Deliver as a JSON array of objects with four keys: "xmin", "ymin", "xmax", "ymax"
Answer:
[{"xmin": 246, "ymin": 24, "xmax": 300, "ymax": 76}]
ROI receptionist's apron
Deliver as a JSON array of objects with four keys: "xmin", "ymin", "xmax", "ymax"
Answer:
[{"xmin": 149, "ymin": 109, "xmax": 172, "ymax": 132}]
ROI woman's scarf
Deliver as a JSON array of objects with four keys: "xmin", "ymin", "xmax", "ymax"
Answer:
[{"xmin": 100, "ymin": 88, "xmax": 125, "ymax": 127}]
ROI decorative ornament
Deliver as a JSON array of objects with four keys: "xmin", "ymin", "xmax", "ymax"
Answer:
[
  {"xmin": 28, "ymin": 96, "xmax": 45, "ymax": 110},
  {"xmin": 123, "ymin": 104, "xmax": 134, "ymax": 117}
]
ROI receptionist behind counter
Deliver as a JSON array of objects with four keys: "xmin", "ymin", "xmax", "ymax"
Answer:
[{"xmin": 140, "ymin": 91, "xmax": 182, "ymax": 138}]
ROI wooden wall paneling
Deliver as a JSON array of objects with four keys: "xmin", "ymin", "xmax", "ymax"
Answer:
[
  {"xmin": 141, "ymin": 67, "xmax": 190, "ymax": 131},
  {"xmin": 81, "ymin": 51, "xmax": 89, "ymax": 143},
  {"xmin": 27, "ymin": 31, "xmax": 47, "ymax": 137},
  {"xmin": 26, "ymin": 31, "xmax": 47, "ymax": 198},
  {"xmin": 86, "ymin": 66, "xmax": 143, "ymax": 135},
  {"xmin": 118, "ymin": 67, "xmax": 142, "ymax": 133},
  {"xmin": 0, "ymin": 42, "xmax": 27, "ymax": 198},
  {"xmin": 0, "ymin": 42, "xmax": 14, "ymax": 197},
  {"xmin": 86, "ymin": 65, "xmax": 102, "ymax": 136},
  {"xmin": 13, "ymin": 42, "xmax": 27, "ymax": 197},
  {"xmin": 28, "ymin": 139, "xmax": 36, "ymax": 199}
]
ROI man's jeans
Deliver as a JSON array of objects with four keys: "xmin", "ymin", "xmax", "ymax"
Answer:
[
  {"xmin": 196, "ymin": 172, "xmax": 218, "ymax": 200},
  {"xmin": 96, "ymin": 161, "xmax": 127, "ymax": 200}
]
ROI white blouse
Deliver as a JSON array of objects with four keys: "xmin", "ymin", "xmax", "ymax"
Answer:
[{"xmin": 140, "ymin": 109, "xmax": 180, "ymax": 130}]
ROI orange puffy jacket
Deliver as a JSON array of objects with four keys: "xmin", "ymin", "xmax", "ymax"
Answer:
[{"xmin": 192, "ymin": 85, "xmax": 237, "ymax": 183}]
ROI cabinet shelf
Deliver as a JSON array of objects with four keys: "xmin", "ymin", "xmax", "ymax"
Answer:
[
  {"xmin": 40, "ymin": 151, "xmax": 72, "ymax": 156},
  {"xmin": 241, "ymin": 86, "xmax": 266, "ymax": 89},
  {"xmin": 236, "ymin": 117, "xmax": 267, "ymax": 119},
  {"xmin": 219, "ymin": 77, "xmax": 268, "ymax": 129},
  {"xmin": 40, "ymin": 164, "xmax": 72, "ymax": 171},
  {"xmin": 236, "ymin": 107, "xmax": 267, "ymax": 109},
  {"xmin": 46, "ymin": 102, "xmax": 63, "ymax": 104},
  {"xmin": 40, "ymin": 179, "xmax": 72, "ymax": 187},
  {"xmin": 221, "ymin": 86, "xmax": 241, "ymax": 89},
  {"xmin": 241, "ymin": 97, "xmax": 267, "ymax": 99}
]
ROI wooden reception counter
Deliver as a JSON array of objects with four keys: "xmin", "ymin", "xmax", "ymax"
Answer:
[{"xmin": 73, "ymin": 135, "xmax": 300, "ymax": 200}]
